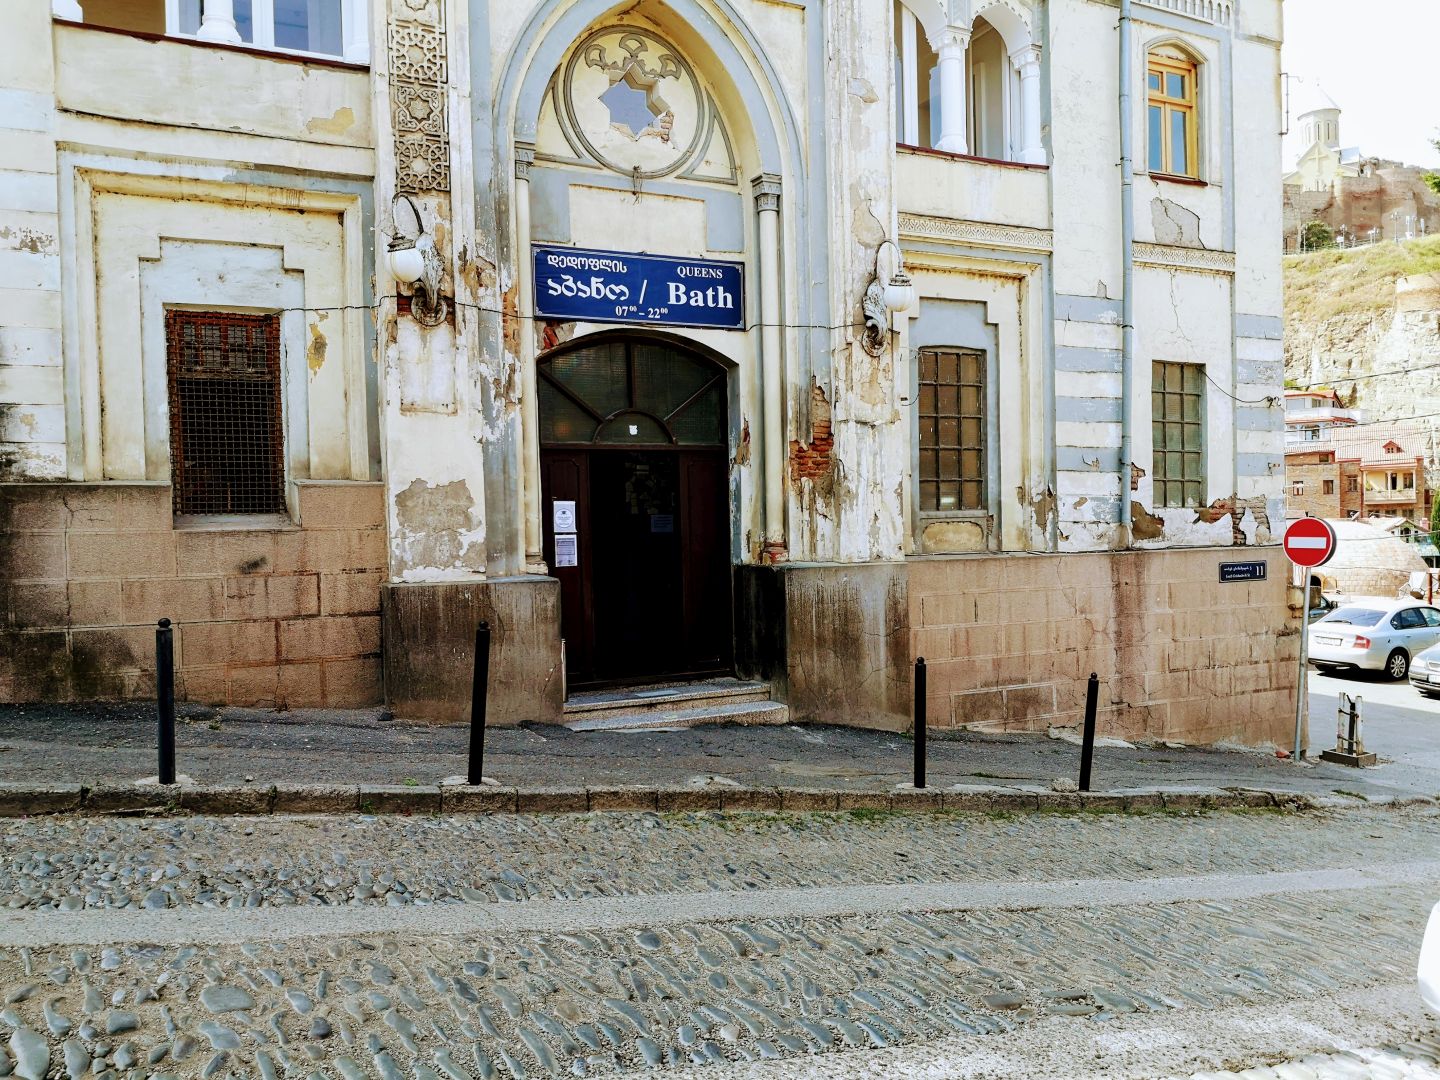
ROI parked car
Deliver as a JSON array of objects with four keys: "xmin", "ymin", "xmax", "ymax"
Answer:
[
  {"xmin": 1410, "ymin": 642, "xmax": 1440, "ymax": 698},
  {"xmin": 1308, "ymin": 598, "xmax": 1440, "ymax": 680},
  {"xmin": 1422, "ymin": 901, "xmax": 1440, "ymax": 1015}
]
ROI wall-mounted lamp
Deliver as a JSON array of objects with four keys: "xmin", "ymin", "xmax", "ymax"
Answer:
[
  {"xmin": 861, "ymin": 239, "xmax": 916, "ymax": 357},
  {"xmin": 388, "ymin": 194, "xmax": 447, "ymax": 326}
]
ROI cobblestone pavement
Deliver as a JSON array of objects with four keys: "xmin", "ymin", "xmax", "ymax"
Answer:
[{"xmin": 0, "ymin": 805, "xmax": 1438, "ymax": 1078}]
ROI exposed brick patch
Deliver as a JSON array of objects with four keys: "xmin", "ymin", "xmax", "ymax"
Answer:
[{"xmin": 789, "ymin": 383, "xmax": 834, "ymax": 482}]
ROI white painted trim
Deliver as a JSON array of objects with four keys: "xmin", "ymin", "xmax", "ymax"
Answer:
[{"xmin": 900, "ymin": 9, "xmax": 920, "ymax": 147}]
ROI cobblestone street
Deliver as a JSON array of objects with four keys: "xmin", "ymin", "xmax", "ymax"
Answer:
[{"xmin": 1, "ymin": 805, "xmax": 1438, "ymax": 1079}]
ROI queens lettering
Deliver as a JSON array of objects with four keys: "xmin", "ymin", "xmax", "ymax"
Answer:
[
  {"xmin": 546, "ymin": 274, "xmax": 631, "ymax": 302},
  {"xmin": 666, "ymin": 282, "xmax": 735, "ymax": 309}
]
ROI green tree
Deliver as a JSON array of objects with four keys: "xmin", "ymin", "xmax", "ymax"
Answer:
[
  {"xmin": 1426, "ymin": 132, "xmax": 1440, "ymax": 194},
  {"xmin": 1430, "ymin": 489, "xmax": 1440, "ymax": 547},
  {"xmin": 1300, "ymin": 220, "xmax": 1335, "ymax": 252}
]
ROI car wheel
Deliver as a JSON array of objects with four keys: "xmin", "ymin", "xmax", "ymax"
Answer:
[{"xmin": 1387, "ymin": 649, "xmax": 1411, "ymax": 680}]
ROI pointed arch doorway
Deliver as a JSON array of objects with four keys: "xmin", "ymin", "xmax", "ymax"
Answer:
[{"xmin": 539, "ymin": 334, "xmax": 734, "ymax": 688}]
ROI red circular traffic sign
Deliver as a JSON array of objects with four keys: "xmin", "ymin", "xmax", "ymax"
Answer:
[{"xmin": 1283, "ymin": 517, "xmax": 1337, "ymax": 568}]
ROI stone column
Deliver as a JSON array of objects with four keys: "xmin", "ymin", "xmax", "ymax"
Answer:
[
  {"xmin": 1013, "ymin": 44, "xmax": 1046, "ymax": 165},
  {"xmin": 515, "ymin": 143, "xmax": 543, "ymax": 565},
  {"xmin": 197, "ymin": 0, "xmax": 241, "ymax": 43},
  {"xmin": 753, "ymin": 173, "xmax": 786, "ymax": 562},
  {"xmin": 933, "ymin": 27, "xmax": 971, "ymax": 155}
]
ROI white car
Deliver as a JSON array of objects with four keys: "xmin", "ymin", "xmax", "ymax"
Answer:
[
  {"xmin": 1308, "ymin": 599, "xmax": 1440, "ymax": 680},
  {"xmin": 1410, "ymin": 642, "xmax": 1440, "ymax": 698},
  {"xmin": 1422, "ymin": 902, "xmax": 1440, "ymax": 1016}
]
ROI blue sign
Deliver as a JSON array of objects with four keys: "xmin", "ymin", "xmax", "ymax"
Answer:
[
  {"xmin": 1219, "ymin": 561, "xmax": 1267, "ymax": 583},
  {"xmin": 533, "ymin": 246, "xmax": 745, "ymax": 331}
]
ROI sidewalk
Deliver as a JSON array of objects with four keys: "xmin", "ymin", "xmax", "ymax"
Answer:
[{"xmin": 0, "ymin": 701, "xmax": 1433, "ymax": 815}]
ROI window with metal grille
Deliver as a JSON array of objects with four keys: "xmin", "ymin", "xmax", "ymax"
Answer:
[
  {"xmin": 918, "ymin": 347, "xmax": 986, "ymax": 513},
  {"xmin": 166, "ymin": 310, "xmax": 286, "ymax": 516},
  {"xmin": 1151, "ymin": 360, "xmax": 1204, "ymax": 508}
]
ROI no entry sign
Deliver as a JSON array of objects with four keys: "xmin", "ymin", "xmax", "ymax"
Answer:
[{"xmin": 1283, "ymin": 517, "xmax": 1337, "ymax": 568}]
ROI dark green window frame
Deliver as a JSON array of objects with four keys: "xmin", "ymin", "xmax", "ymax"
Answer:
[{"xmin": 1151, "ymin": 360, "xmax": 1204, "ymax": 509}]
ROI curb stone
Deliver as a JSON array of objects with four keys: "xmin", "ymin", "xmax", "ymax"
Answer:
[
  {"xmin": 516, "ymin": 788, "xmax": 588, "ymax": 813},
  {"xmin": 358, "ymin": 784, "xmax": 442, "ymax": 815},
  {"xmin": 178, "ymin": 784, "xmax": 274, "ymax": 815},
  {"xmin": 273, "ymin": 783, "xmax": 359, "ymax": 814},
  {"xmin": 585, "ymin": 787, "xmax": 657, "ymax": 812},
  {"xmin": 0, "ymin": 784, "xmax": 83, "ymax": 816},
  {"xmin": 440, "ymin": 786, "xmax": 517, "ymax": 813},
  {"xmin": 81, "ymin": 784, "xmax": 176, "ymax": 814},
  {"xmin": 0, "ymin": 782, "xmax": 1425, "ymax": 818}
]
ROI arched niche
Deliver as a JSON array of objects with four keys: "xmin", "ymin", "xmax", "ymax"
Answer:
[{"xmin": 498, "ymin": 0, "xmax": 798, "ymax": 183}]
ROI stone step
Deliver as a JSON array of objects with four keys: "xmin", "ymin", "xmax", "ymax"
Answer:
[
  {"xmin": 563, "ymin": 678, "xmax": 773, "ymax": 721},
  {"xmin": 564, "ymin": 698, "xmax": 790, "ymax": 733}
]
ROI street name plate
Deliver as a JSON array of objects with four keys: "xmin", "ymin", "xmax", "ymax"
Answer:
[
  {"xmin": 533, "ymin": 245, "xmax": 745, "ymax": 331},
  {"xmin": 1219, "ymin": 561, "xmax": 1267, "ymax": 583}
]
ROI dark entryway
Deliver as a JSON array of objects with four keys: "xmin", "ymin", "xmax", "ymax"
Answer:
[{"xmin": 538, "ymin": 336, "xmax": 732, "ymax": 688}]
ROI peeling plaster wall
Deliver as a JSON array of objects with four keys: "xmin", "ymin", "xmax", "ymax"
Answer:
[
  {"xmin": 814, "ymin": 0, "xmax": 908, "ymax": 566},
  {"xmin": 375, "ymin": 0, "xmax": 492, "ymax": 582},
  {"xmin": 0, "ymin": 2, "xmax": 64, "ymax": 480}
]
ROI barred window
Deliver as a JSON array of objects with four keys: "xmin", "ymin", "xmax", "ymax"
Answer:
[
  {"xmin": 166, "ymin": 310, "xmax": 286, "ymax": 517},
  {"xmin": 1151, "ymin": 360, "xmax": 1204, "ymax": 508},
  {"xmin": 918, "ymin": 347, "xmax": 986, "ymax": 512}
]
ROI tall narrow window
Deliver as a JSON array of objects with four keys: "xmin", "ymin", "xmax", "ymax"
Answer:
[
  {"xmin": 1147, "ymin": 51, "xmax": 1198, "ymax": 178},
  {"xmin": 1151, "ymin": 361, "xmax": 1204, "ymax": 508},
  {"xmin": 918, "ymin": 348, "xmax": 986, "ymax": 512},
  {"xmin": 166, "ymin": 310, "xmax": 286, "ymax": 517}
]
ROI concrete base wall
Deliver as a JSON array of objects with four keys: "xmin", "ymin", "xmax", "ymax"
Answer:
[
  {"xmin": 736, "ymin": 562, "xmax": 913, "ymax": 731},
  {"xmin": 742, "ymin": 548, "xmax": 1298, "ymax": 748},
  {"xmin": 0, "ymin": 481, "xmax": 385, "ymax": 707},
  {"xmin": 380, "ymin": 577, "xmax": 563, "ymax": 726},
  {"xmin": 910, "ymin": 548, "xmax": 1298, "ymax": 748}
]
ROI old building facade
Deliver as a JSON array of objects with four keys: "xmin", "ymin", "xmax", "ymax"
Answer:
[{"xmin": 1, "ymin": 0, "xmax": 1291, "ymax": 745}]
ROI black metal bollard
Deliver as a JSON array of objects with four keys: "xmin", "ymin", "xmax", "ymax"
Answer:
[
  {"xmin": 468, "ymin": 620, "xmax": 491, "ymax": 786},
  {"xmin": 156, "ymin": 618, "xmax": 176, "ymax": 785},
  {"xmin": 1079, "ymin": 671, "xmax": 1099, "ymax": 792},
  {"xmin": 913, "ymin": 657, "xmax": 927, "ymax": 790}
]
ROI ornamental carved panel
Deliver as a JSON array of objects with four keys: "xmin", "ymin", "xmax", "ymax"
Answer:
[{"xmin": 389, "ymin": 0, "xmax": 449, "ymax": 193}]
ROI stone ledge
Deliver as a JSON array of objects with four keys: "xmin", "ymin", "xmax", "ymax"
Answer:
[{"xmin": 0, "ymin": 782, "xmax": 1403, "ymax": 818}]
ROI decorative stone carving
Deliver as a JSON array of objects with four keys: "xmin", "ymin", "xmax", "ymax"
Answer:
[
  {"xmin": 898, "ymin": 214, "xmax": 1054, "ymax": 253},
  {"xmin": 389, "ymin": 0, "xmax": 449, "ymax": 193},
  {"xmin": 1134, "ymin": 242, "xmax": 1237, "ymax": 273},
  {"xmin": 560, "ymin": 26, "xmax": 709, "ymax": 180}
]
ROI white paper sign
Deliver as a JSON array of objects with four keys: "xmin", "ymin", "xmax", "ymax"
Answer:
[
  {"xmin": 554, "ymin": 534, "xmax": 578, "ymax": 568},
  {"xmin": 553, "ymin": 500, "xmax": 577, "ymax": 533}
]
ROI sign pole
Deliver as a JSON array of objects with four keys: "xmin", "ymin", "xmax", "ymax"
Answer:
[
  {"xmin": 1293, "ymin": 567, "xmax": 1311, "ymax": 762},
  {"xmin": 1282, "ymin": 517, "xmax": 1338, "ymax": 765}
]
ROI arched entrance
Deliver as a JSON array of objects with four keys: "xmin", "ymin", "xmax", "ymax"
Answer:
[{"xmin": 539, "ymin": 335, "xmax": 733, "ymax": 687}]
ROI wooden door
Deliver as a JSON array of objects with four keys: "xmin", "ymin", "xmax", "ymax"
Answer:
[{"xmin": 537, "ymin": 336, "xmax": 733, "ymax": 689}]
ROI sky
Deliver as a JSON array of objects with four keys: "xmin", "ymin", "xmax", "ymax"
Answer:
[{"xmin": 1281, "ymin": 0, "xmax": 1440, "ymax": 170}]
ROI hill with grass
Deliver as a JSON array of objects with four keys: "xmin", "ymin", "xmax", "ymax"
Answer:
[{"xmin": 1285, "ymin": 235, "xmax": 1440, "ymax": 428}]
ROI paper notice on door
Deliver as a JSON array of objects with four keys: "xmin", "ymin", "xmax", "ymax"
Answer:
[
  {"xmin": 554, "ymin": 534, "xmax": 578, "ymax": 568},
  {"xmin": 553, "ymin": 500, "xmax": 576, "ymax": 533}
]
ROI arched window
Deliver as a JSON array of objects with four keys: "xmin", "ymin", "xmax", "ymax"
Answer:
[
  {"xmin": 894, "ymin": 1, "xmax": 942, "ymax": 149},
  {"xmin": 1147, "ymin": 46, "xmax": 1199, "ymax": 178},
  {"xmin": 893, "ymin": 4, "xmax": 1039, "ymax": 163}
]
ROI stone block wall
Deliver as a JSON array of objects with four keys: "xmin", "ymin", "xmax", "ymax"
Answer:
[
  {"xmin": 0, "ymin": 480, "xmax": 385, "ymax": 706},
  {"xmin": 910, "ymin": 549, "xmax": 1298, "ymax": 748}
]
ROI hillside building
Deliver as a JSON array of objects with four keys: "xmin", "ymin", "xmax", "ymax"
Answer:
[
  {"xmin": 1282, "ymin": 90, "xmax": 1440, "ymax": 251},
  {"xmin": 1284, "ymin": 422, "xmax": 1431, "ymax": 524},
  {"xmin": 0, "ymin": 0, "xmax": 1290, "ymax": 746}
]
